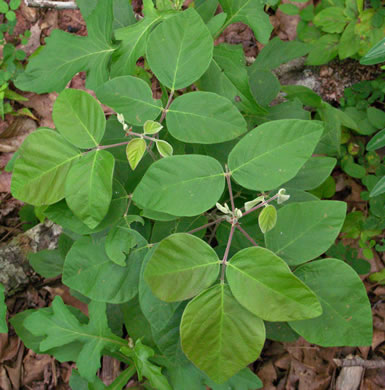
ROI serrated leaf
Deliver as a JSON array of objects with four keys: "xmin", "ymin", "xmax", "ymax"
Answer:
[
  {"xmin": 0, "ymin": 284, "xmax": 7, "ymax": 333},
  {"xmin": 198, "ymin": 43, "xmax": 266, "ymax": 115},
  {"xmin": 126, "ymin": 138, "xmax": 146, "ymax": 170},
  {"xmin": 11, "ymin": 129, "xmax": 81, "ymax": 205},
  {"xmin": 228, "ymin": 119, "xmax": 323, "ymax": 191},
  {"xmin": 96, "ymin": 76, "xmax": 162, "ymax": 126},
  {"xmin": 180, "ymin": 283, "xmax": 265, "ymax": 383},
  {"xmin": 166, "ymin": 91, "xmax": 247, "ymax": 144},
  {"xmin": 15, "ymin": 0, "xmax": 115, "ymax": 93},
  {"xmin": 112, "ymin": 1, "xmax": 162, "ymax": 77},
  {"xmin": 143, "ymin": 120, "xmax": 163, "ymax": 135},
  {"xmin": 122, "ymin": 340, "xmax": 172, "ymax": 390},
  {"xmin": 105, "ymin": 225, "xmax": 138, "ymax": 266},
  {"xmin": 144, "ymin": 233, "xmax": 220, "ymax": 302},
  {"xmin": 23, "ymin": 296, "xmax": 126, "ymax": 381},
  {"xmin": 265, "ymin": 201, "xmax": 347, "ymax": 265},
  {"xmin": 63, "ymin": 234, "xmax": 147, "ymax": 303},
  {"xmin": 227, "ymin": 247, "xmax": 322, "ymax": 321},
  {"xmin": 289, "ymin": 259, "xmax": 373, "ymax": 346},
  {"xmin": 52, "ymin": 89, "xmax": 106, "ymax": 148},
  {"xmin": 156, "ymin": 140, "xmax": 173, "ymax": 157},
  {"xmin": 258, "ymin": 205, "xmax": 277, "ymax": 233},
  {"xmin": 132, "ymin": 155, "xmax": 225, "ymax": 216},
  {"xmin": 146, "ymin": 8, "xmax": 213, "ymax": 90},
  {"xmin": 65, "ymin": 150, "xmax": 115, "ymax": 229},
  {"xmin": 218, "ymin": 0, "xmax": 272, "ymax": 44}
]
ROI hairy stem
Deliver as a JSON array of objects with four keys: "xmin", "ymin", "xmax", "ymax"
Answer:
[
  {"xmin": 187, "ymin": 217, "xmax": 225, "ymax": 235},
  {"xmin": 241, "ymin": 193, "xmax": 280, "ymax": 218},
  {"xmin": 236, "ymin": 224, "xmax": 258, "ymax": 247},
  {"xmin": 225, "ymin": 165, "xmax": 235, "ymax": 213},
  {"xmin": 96, "ymin": 130, "xmax": 158, "ymax": 151},
  {"xmin": 220, "ymin": 224, "xmax": 235, "ymax": 282}
]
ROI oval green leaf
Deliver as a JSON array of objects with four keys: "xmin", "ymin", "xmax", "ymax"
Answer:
[
  {"xmin": 132, "ymin": 155, "xmax": 225, "ymax": 217},
  {"xmin": 228, "ymin": 119, "xmax": 323, "ymax": 191},
  {"xmin": 226, "ymin": 247, "xmax": 322, "ymax": 321},
  {"xmin": 166, "ymin": 92, "xmax": 247, "ymax": 144},
  {"xmin": 289, "ymin": 259, "xmax": 373, "ymax": 346},
  {"xmin": 180, "ymin": 283, "xmax": 265, "ymax": 383},
  {"xmin": 146, "ymin": 8, "xmax": 213, "ymax": 90},
  {"xmin": 258, "ymin": 205, "xmax": 277, "ymax": 234},
  {"xmin": 265, "ymin": 201, "xmax": 347, "ymax": 266},
  {"xmin": 52, "ymin": 89, "xmax": 106, "ymax": 148},
  {"xmin": 126, "ymin": 138, "xmax": 146, "ymax": 170},
  {"xmin": 96, "ymin": 76, "xmax": 162, "ymax": 126},
  {"xmin": 63, "ymin": 234, "xmax": 147, "ymax": 303},
  {"xmin": 11, "ymin": 129, "xmax": 81, "ymax": 205},
  {"xmin": 65, "ymin": 150, "xmax": 115, "ymax": 229},
  {"xmin": 144, "ymin": 233, "xmax": 220, "ymax": 302}
]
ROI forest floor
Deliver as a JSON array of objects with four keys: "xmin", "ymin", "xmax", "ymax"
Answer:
[{"xmin": 0, "ymin": 1, "xmax": 385, "ymax": 389}]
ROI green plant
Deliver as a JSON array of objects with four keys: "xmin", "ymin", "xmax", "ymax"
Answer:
[
  {"xmin": 5, "ymin": 0, "xmax": 374, "ymax": 388},
  {"xmin": 279, "ymin": 0, "xmax": 385, "ymax": 65}
]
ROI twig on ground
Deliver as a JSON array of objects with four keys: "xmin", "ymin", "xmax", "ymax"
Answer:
[
  {"xmin": 334, "ymin": 357, "xmax": 385, "ymax": 369},
  {"xmin": 24, "ymin": 0, "xmax": 78, "ymax": 10}
]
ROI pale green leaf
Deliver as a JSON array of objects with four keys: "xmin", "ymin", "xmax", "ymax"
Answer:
[
  {"xmin": 52, "ymin": 89, "xmax": 106, "ymax": 148},
  {"xmin": 258, "ymin": 205, "xmax": 277, "ymax": 233},
  {"xmin": 227, "ymin": 247, "xmax": 322, "ymax": 321},
  {"xmin": 23, "ymin": 296, "xmax": 125, "ymax": 381},
  {"xmin": 144, "ymin": 233, "xmax": 220, "ymax": 302},
  {"xmin": 218, "ymin": 0, "xmax": 272, "ymax": 44},
  {"xmin": 132, "ymin": 155, "xmax": 225, "ymax": 216},
  {"xmin": 180, "ymin": 283, "xmax": 265, "ymax": 383},
  {"xmin": 146, "ymin": 8, "xmax": 213, "ymax": 90},
  {"xmin": 96, "ymin": 76, "xmax": 162, "ymax": 126},
  {"xmin": 11, "ymin": 129, "xmax": 81, "ymax": 205},
  {"xmin": 156, "ymin": 140, "xmax": 173, "ymax": 157},
  {"xmin": 143, "ymin": 120, "xmax": 163, "ymax": 135},
  {"xmin": 126, "ymin": 138, "xmax": 146, "ymax": 170},
  {"xmin": 228, "ymin": 119, "xmax": 323, "ymax": 191},
  {"xmin": 265, "ymin": 201, "xmax": 347, "ymax": 265},
  {"xmin": 65, "ymin": 150, "xmax": 115, "ymax": 229},
  {"xmin": 289, "ymin": 259, "xmax": 373, "ymax": 346},
  {"xmin": 166, "ymin": 91, "xmax": 247, "ymax": 144},
  {"xmin": 15, "ymin": 0, "xmax": 115, "ymax": 93},
  {"xmin": 63, "ymin": 234, "xmax": 148, "ymax": 303},
  {"xmin": 313, "ymin": 7, "xmax": 348, "ymax": 33},
  {"xmin": 360, "ymin": 37, "xmax": 385, "ymax": 65},
  {"xmin": 367, "ymin": 128, "xmax": 385, "ymax": 151}
]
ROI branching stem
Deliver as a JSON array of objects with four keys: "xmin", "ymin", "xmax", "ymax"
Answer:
[
  {"xmin": 236, "ymin": 224, "xmax": 258, "ymax": 247},
  {"xmin": 220, "ymin": 224, "xmax": 235, "ymax": 282},
  {"xmin": 241, "ymin": 193, "xmax": 280, "ymax": 217}
]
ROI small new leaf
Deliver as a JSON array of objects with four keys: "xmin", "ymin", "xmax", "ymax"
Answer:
[
  {"xmin": 216, "ymin": 202, "xmax": 231, "ymax": 215},
  {"xmin": 156, "ymin": 140, "xmax": 173, "ymax": 157},
  {"xmin": 277, "ymin": 188, "xmax": 290, "ymax": 204},
  {"xmin": 126, "ymin": 138, "xmax": 146, "ymax": 170},
  {"xmin": 144, "ymin": 120, "xmax": 163, "ymax": 135},
  {"xmin": 258, "ymin": 205, "xmax": 277, "ymax": 234},
  {"xmin": 244, "ymin": 196, "xmax": 265, "ymax": 212}
]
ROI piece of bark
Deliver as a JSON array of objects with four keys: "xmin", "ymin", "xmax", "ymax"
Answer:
[
  {"xmin": 335, "ymin": 356, "xmax": 364, "ymax": 390},
  {"xmin": 0, "ymin": 221, "xmax": 62, "ymax": 296}
]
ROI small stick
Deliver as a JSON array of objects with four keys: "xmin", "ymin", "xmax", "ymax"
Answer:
[
  {"xmin": 334, "ymin": 357, "xmax": 385, "ymax": 369},
  {"xmin": 24, "ymin": 0, "xmax": 78, "ymax": 10}
]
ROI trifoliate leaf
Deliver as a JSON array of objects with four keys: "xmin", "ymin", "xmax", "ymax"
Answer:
[
  {"xmin": 258, "ymin": 205, "xmax": 277, "ymax": 234},
  {"xmin": 23, "ymin": 296, "xmax": 126, "ymax": 382},
  {"xmin": 126, "ymin": 138, "xmax": 146, "ymax": 170}
]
